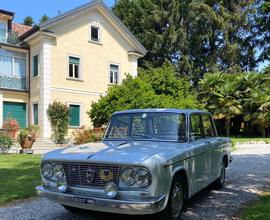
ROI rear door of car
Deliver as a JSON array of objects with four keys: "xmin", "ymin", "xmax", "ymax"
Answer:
[
  {"xmin": 188, "ymin": 113, "xmax": 211, "ymax": 194},
  {"xmin": 201, "ymin": 113, "xmax": 221, "ymax": 182}
]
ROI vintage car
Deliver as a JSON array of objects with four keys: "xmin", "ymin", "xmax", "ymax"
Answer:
[{"xmin": 36, "ymin": 109, "xmax": 232, "ymax": 219}]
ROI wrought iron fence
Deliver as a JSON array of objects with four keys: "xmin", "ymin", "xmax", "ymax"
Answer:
[
  {"xmin": 0, "ymin": 75, "xmax": 29, "ymax": 91},
  {"xmin": 0, "ymin": 28, "xmax": 19, "ymax": 44}
]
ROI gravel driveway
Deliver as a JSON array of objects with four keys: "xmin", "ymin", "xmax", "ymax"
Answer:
[{"xmin": 0, "ymin": 144, "xmax": 269, "ymax": 220}]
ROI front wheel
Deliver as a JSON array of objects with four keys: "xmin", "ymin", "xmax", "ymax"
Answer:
[
  {"xmin": 158, "ymin": 176, "xmax": 185, "ymax": 220},
  {"xmin": 213, "ymin": 162, "xmax": 226, "ymax": 189}
]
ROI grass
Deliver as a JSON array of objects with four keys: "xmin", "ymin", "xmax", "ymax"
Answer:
[
  {"xmin": 241, "ymin": 191, "xmax": 270, "ymax": 220},
  {"xmin": 231, "ymin": 137, "xmax": 270, "ymax": 144},
  {"xmin": 231, "ymin": 137, "xmax": 270, "ymax": 151},
  {"xmin": 0, "ymin": 154, "xmax": 41, "ymax": 205}
]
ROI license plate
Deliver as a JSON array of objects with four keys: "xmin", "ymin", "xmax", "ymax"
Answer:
[{"xmin": 73, "ymin": 197, "xmax": 94, "ymax": 204}]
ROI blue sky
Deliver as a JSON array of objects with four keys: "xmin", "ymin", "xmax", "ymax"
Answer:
[{"xmin": 1, "ymin": 0, "xmax": 115, "ymax": 23}]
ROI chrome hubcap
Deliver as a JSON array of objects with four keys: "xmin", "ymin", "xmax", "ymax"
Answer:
[{"xmin": 171, "ymin": 183, "xmax": 183, "ymax": 218}]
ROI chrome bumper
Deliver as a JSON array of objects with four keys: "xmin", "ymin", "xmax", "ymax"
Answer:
[{"xmin": 36, "ymin": 185, "xmax": 167, "ymax": 215}]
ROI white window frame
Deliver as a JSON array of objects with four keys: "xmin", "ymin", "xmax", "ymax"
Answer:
[
  {"xmin": 108, "ymin": 63, "xmax": 120, "ymax": 85},
  {"xmin": 31, "ymin": 101, "xmax": 39, "ymax": 125},
  {"xmin": 89, "ymin": 23, "xmax": 102, "ymax": 44},
  {"xmin": 0, "ymin": 49, "xmax": 27, "ymax": 77},
  {"xmin": 32, "ymin": 53, "xmax": 39, "ymax": 78},
  {"xmin": 67, "ymin": 55, "xmax": 82, "ymax": 80},
  {"xmin": 68, "ymin": 102, "xmax": 83, "ymax": 128}
]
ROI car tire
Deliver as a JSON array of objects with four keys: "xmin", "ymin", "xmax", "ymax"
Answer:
[
  {"xmin": 158, "ymin": 175, "xmax": 185, "ymax": 220},
  {"xmin": 62, "ymin": 205, "xmax": 84, "ymax": 213},
  {"xmin": 213, "ymin": 162, "xmax": 226, "ymax": 189}
]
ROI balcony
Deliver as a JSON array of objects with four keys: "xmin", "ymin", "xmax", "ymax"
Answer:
[
  {"xmin": 0, "ymin": 28, "xmax": 19, "ymax": 44},
  {"xmin": 0, "ymin": 75, "xmax": 29, "ymax": 91}
]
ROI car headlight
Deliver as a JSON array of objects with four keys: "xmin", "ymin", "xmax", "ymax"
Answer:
[
  {"xmin": 41, "ymin": 163, "xmax": 53, "ymax": 179},
  {"xmin": 135, "ymin": 168, "xmax": 151, "ymax": 187},
  {"xmin": 121, "ymin": 168, "xmax": 136, "ymax": 186},
  {"xmin": 52, "ymin": 163, "xmax": 65, "ymax": 181}
]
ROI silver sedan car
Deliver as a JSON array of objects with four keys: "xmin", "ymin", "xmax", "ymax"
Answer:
[{"xmin": 36, "ymin": 109, "xmax": 232, "ymax": 220}]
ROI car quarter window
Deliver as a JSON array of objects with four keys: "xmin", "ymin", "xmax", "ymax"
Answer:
[
  {"xmin": 189, "ymin": 114, "xmax": 204, "ymax": 141},
  {"xmin": 201, "ymin": 114, "xmax": 216, "ymax": 137}
]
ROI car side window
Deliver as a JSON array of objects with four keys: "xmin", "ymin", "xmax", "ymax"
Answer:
[
  {"xmin": 201, "ymin": 114, "xmax": 216, "ymax": 137},
  {"xmin": 189, "ymin": 114, "xmax": 204, "ymax": 141}
]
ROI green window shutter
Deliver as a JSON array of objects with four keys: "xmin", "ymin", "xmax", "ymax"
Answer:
[
  {"xmin": 69, "ymin": 105, "xmax": 80, "ymax": 127},
  {"xmin": 3, "ymin": 102, "xmax": 26, "ymax": 128},
  {"xmin": 33, "ymin": 103, "xmax": 38, "ymax": 125},
  {"xmin": 69, "ymin": 56, "xmax": 80, "ymax": 65},
  {"xmin": 33, "ymin": 55, "xmax": 38, "ymax": 77}
]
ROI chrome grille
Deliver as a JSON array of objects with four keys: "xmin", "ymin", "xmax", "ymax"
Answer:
[{"xmin": 62, "ymin": 162, "xmax": 120, "ymax": 188}]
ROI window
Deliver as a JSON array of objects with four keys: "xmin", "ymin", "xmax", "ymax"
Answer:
[
  {"xmin": 69, "ymin": 56, "xmax": 80, "ymax": 79},
  {"xmin": 201, "ymin": 114, "xmax": 216, "ymax": 137},
  {"xmin": 109, "ymin": 64, "xmax": 119, "ymax": 84},
  {"xmin": 33, "ymin": 103, "xmax": 38, "ymax": 125},
  {"xmin": 190, "ymin": 114, "xmax": 204, "ymax": 141},
  {"xmin": 90, "ymin": 26, "xmax": 100, "ymax": 42},
  {"xmin": 69, "ymin": 104, "xmax": 80, "ymax": 127},
  {"xmin": 33, "ymin": 55, "xmax": 39, "ymax": 77},
  {"xmin": 0, "ymin": 49, "xmax": 26, "ymax": 76}
]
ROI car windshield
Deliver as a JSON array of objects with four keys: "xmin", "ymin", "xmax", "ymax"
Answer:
[{"xmin": 104, "ymin": 112, "xmax": 186, "ymax": 142}]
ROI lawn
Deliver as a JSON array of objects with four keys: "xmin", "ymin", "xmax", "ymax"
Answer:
[
  {"xmin": 0, "ymin": 154, "xmax": 41, "ymax": 205},
  {"xmin": 231, "ymin": 137, "xmax": 270, "ymax": 151},
  {"xmin": 241, "ymin": 191, "xmax": 270, "ymax": 220},
  {"xmin": 231, "ymin": 137, "xmax": 270, "ymax": 144}
]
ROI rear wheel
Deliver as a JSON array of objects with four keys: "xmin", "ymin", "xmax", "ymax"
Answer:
[
  {"xmin": 159, "ymin": 176, "xmax": 185, "ymax": 220},
  {"xmin": 214, "ymin": 162, "xmax": 226, "ymax": 189}
]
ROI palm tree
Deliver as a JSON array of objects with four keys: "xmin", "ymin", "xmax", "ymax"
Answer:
[
  {"xmin": 243, "ymin": 87, "xmax": 270, "ymax": 137},
  {"xmin": 199, "ymin": 73, "xmax": 242, "ymax": 136}
]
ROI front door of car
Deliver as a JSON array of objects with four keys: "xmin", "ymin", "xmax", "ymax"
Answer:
[{"xmin": 188, "ymin": 114, "xmax": 211, "ymax": 195}]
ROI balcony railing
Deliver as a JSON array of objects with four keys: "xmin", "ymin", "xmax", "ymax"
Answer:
[
  {"xmin": 0, "ymin": 75, "xmax": 29, "ymax": 91},
  {"xmin": 0, "ymin": 28, "xmax": 19, "ymax": 44}
]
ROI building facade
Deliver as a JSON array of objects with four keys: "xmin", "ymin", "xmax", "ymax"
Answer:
[{"xmin": 0, "ymin": 1, "xmax": 146, "ymax": 139}]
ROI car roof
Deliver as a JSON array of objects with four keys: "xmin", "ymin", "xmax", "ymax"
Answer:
[{"xmin": 112, "ymin": 108, "xmax": 210, "ymax": 115}]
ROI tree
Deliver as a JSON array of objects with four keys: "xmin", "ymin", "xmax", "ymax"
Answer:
[
  {"xmin": 199, "ymin": 73, "xmax": 243, "ymax": 136},
  {"xmin": 88, "ymin": 64, "xmax": 199, "ymax": 127},
  {"xmin": 23, "ymin": 16, "xmax": 34, "ymax": 26},
  {"xmin": 255, "ymin": 1, "xmax": 270, "ymax": 62},
  {"xmin": 113, "ymin": 0, "xmax": 260, "ymax": 85},
  {"xmin": 40, "ymin": 14, "xmax": 49, "ymax": 24}
]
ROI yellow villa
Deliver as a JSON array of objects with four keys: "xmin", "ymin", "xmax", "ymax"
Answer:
[{"xmin": 0, "ymin": 1, "xmax": 146, "ymax": 140}]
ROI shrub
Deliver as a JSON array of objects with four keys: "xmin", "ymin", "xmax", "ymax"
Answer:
[
  {"xmin": 2, "ymin": 117, "xmax": 20, "ymax": 131},
  {"xmin": 0, "ymin": 133, "xmax": 14, "ymax": 153},
  {"xmin": 47, "ymin": 101, "xmax": 69, "ymax": 144},
  {"xmin": 72, "ymin": 126, "xmax": 105, "ymax": 144}
]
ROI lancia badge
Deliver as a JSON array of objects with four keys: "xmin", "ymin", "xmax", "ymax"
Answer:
[{"xmin": 85, "ymin": 169, "xmax": 95, "ymax": 183}]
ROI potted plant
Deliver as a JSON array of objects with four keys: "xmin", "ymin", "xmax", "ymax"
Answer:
[
  {"xmin": 2, "ymin": 117, "xmax": 20, "ymax": 138},
  {"xmin": 18, "ymin": 125, "xmax": 40, "ymax": 150}
]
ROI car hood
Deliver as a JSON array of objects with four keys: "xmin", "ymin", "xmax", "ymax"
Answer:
[{"xmin": 43, "ymin": 141, "xmax": 192, "ymax": 166}]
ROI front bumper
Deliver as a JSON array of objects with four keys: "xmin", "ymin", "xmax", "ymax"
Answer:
[{"xmin": 36, "ymin": 185, "xmax": 167, "ymax": 215}]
